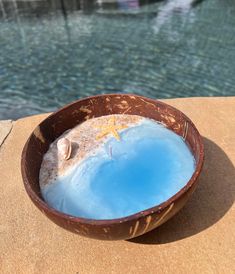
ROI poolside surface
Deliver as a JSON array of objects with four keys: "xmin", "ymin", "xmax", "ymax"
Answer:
[{"xmin": 0, "ymin": 97, "xmax": 234, "ymax": 273}]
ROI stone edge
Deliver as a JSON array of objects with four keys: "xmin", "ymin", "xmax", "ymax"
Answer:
[{"xmin": 0, "ymin": 120, "xmax": 13, "ymax": 148}]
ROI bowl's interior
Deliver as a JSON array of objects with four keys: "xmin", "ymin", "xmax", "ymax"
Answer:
[{"xmin": 22, "ymin": 94, "xmax": 203, "ymax": 213}]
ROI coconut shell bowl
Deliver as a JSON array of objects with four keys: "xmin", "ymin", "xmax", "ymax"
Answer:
[{"xmin": 21, "ymin": 94, "xmax": 204, "ymax": 240}]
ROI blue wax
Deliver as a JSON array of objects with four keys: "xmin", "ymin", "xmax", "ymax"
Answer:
[{"xmin": 41, "ymin": 119, "xmax": 195, "ymax": 220}]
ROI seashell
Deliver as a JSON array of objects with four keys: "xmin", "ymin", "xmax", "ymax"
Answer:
[{"xmin": 57, "ymin": 138, "xmax": 72, "ymax": 160}]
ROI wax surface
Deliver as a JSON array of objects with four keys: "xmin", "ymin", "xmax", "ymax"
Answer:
[{"xmin": 41, "ymin": 119, "xmax": 195, "ymax": 219}]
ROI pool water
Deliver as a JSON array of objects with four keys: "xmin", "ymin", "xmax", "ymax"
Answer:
[{"xmin": 0, "ymin": 0, "xmax": 235, "ymax": 119}]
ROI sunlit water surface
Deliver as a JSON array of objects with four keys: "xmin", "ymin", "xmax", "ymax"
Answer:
[{"xmin": 0, "ymin": 0, "xmax": 234, "ymax": 119}]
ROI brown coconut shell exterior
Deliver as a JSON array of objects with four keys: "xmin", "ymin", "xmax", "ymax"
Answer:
[{"xmin": 21, "ymin": 94, "xmax": 204, "ymax": 240}]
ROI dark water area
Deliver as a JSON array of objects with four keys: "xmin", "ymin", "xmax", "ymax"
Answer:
[{"xmin": 0, "ymin": 0, "xmax": 234, "ymax": 119}]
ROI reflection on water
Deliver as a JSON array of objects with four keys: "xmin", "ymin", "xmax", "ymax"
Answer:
[
  {"xmin": 153, "ymin": 0, "xmax": 194, "ymax": 33},
  {"xmin": 0, "ymin": 0, "xmax": 164, "ymax": 17},
  {"xmin": 116, "ymin": 0, "xmax": 140, "ymax": 10},
  {"xmin": 0, "ymin": 0, "xmax": 235, "ymax": 119},
  {"xmin": 0, "ymin": 0, "xmax": 6, "ymax": 19}
]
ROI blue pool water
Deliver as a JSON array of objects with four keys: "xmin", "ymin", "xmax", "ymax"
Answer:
[
  {"xmin": 0, "ymin": 0, "xmax": 235, "ymax": 119},
  {"xmin": 41, "ymin": 119, "xmax": 195, "ymax": 219}
]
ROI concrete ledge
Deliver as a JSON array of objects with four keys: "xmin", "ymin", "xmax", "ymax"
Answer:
[
  {"xmin": 0, "ymin": 97, "xmax": 234, "ymax": 273},
  {"xmin": 0, "ymin": 120, "xmax": 13, "ymax": 148}
]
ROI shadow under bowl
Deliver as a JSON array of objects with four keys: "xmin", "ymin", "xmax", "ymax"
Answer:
[{"xmin": 21, "ymin": 94, "xmax": 204, "ymax": 240}]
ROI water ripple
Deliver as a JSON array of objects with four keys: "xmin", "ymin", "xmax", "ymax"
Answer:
[{"xmin": 0, "ymin": 0, "xmax": 235, "ymax": 119}]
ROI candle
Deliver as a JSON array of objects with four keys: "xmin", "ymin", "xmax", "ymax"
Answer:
[{"xmin": 40, "ymin": 114, "xmax": 195, "ymax": 220}]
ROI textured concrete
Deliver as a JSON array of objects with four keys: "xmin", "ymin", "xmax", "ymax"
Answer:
[
  {"xmin": 0, "ymin": 120, "xmax": 12, "ymax": 148},
  {"xmin": 0, "ymin": 98, "xmax": 234, "ymax": 274}
]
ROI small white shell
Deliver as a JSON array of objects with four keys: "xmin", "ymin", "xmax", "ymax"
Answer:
[{"xmin": 57, "ymin": 138, "xmax": 72, "ymax": 160}]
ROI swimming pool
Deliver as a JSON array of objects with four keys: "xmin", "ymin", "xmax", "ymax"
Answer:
[{"xmin": 0, "ymin": 0, "xmax": 234, "ymax": 119}]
